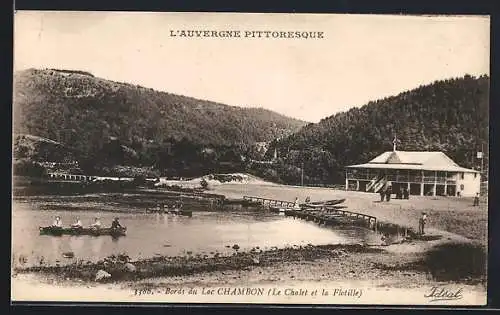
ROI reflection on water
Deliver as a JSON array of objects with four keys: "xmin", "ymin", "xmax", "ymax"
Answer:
[{"xmin": 12, "ymin": 198, "xmax": 381, "ymax": 267}]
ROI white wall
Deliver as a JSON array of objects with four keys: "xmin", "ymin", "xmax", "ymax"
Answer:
[{"xmin": 456, "ymin": 172, "xmax": 481, "ymax": 197}]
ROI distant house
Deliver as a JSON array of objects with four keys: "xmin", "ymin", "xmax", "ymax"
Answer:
[{"xmin": 345, "ymin": 150, "xmax": 480, "ymax": 197}]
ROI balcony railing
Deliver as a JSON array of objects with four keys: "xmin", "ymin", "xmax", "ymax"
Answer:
[{"xmin": 348, "ymin": 173, "xmax": 454, "ymax": 184}]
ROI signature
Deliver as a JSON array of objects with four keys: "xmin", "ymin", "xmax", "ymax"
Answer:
[{"xmin": 424, "ymin": 286, "xmax": 463, "ymax": 302}]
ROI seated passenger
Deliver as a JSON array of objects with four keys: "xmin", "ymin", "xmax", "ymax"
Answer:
[
  {"xmin": 52, "ymin": 216, "xmax": 63, "ymax": 228},
  {"xmin": 111, "ymin": 217, "xmax": 122, "ymax": 229},
  {"xmin": 90, "ymin": 217, "xmax": 102, "ymax": 229},
  {"xmin": 71, "ymin": 216, "xmax": 83, "ymax": 228}
]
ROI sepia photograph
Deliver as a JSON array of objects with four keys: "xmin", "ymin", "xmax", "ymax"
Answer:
[{"xmin": 11, "ymin": 11, "xmax": 489, "ymax": 305}]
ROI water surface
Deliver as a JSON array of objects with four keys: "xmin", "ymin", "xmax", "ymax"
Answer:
[{"xmin": 12, "ymin": 195, "xmax": 380, "ymax": 267}]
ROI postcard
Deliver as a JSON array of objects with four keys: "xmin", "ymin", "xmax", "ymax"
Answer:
[{"xmin": 11, "ymin": 11, "xmax": 489, "ymax": 305}]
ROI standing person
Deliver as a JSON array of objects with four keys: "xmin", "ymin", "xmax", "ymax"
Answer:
[
  {"xmin": 379, "ymin": 189, "xmax": 385, "ymax": 202},
  {"xmin": 396, "ymin": 188, "xmax": 402, "ymax": 199},
  {"xmin": 473, "ymin": 193, "xmax": 480, "ymax": 206},
  {"xmin": 418, "ymin": 212, "xmax": 428, "ymax": 235},
  {"xmin": 52, "ymin": 216, "xmax": 63, "ymax": 228},
  {"xmin": 293, "ymin": 197, "xmax": 301, "ymax": 210},
  {"xmin": 403, "ymin": 187, "xmax": 409, "ymax": 199},
  {"xmin": 385, "ymin": 186, "xmax": 392, "ymax": 202}
]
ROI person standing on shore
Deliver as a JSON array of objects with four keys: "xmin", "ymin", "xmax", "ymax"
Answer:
[
  {"xmin": 403, "ymin": 187, "xmax": 409, "ymax": 199},
  {"xmin": 418, "ymin": 212, "xmax": 427, "ymax": 235},
  {"xmin": 385, "ymin": 186, "xmax": 392, "ymax": 202},
  {"xmin": 473, "ymin": 193, "xmax": 480, "ymax": 206},
  {"xmin": 379, "ymin": 189, "xmax": 385, "ymax": 202}
]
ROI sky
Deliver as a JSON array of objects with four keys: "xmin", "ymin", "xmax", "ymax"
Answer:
[{"xmin": 14, "ymin": 12, "xmax": 490, "ymax": 123}]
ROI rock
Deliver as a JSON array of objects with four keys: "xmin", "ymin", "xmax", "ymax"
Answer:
[
  {"xmin": 125, "ymin": 263, "xmax": 136, "ymax": 272},
  {"xmin": 232, "ymin": 244, "xmax": 240, "ymax": 250},
  {"xmin": 95, "ymin": 269, "xmax": 111, "ymax": 281}
]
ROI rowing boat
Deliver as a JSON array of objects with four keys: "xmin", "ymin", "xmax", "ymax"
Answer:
[
  {"xmin": 39, "ymin": 226, "xmax": 127, "ymax": 237},
  {"xmin": 303, "ymin": 199, "xmax": 346, "ymax": 206}
]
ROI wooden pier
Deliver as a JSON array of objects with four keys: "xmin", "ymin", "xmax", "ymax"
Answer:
[
  {"xmin": 240, "ymin": 195, "xmax": 417, "ymax": 241},
  {"xmin": 285, "ymin": 208, "xmax": 378, "ymax": 232},
  {"xmin": 243, "ymin": 196, "xmax": 297, "ymax": 208}
]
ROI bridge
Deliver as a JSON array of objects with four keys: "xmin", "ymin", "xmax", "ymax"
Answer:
[{"xmin": 45, "ymin": 172, "xmax": 98, "ymax": 183}]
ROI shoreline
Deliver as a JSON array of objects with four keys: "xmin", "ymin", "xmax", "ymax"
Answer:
[
  {"xmin": 11, "ymin": 183, "xmax": 488, "ymax": 304},
  {"xmin": 13, "ymin": 234, "xmax": 487, "ymax": 284},
  {"xmin": 12, "ymin": 238, "xmax": 487, "ymax": 304}
]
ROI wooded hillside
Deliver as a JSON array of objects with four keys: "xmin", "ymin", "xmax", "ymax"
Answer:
[
  {"xmin": 266, "ymin": 75, "xmax": 489, "ymax": 184},
  {"xmin": 13, "ymin": 68, "xmax": 305, "ymax": 154}
]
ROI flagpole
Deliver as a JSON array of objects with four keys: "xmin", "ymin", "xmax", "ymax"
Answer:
[
  {"xmin": 480, "ymin": 143, "xmax": 484, "ymax": 182},
  {"xmin": 301, "ymin": 161, "xmax": 304, "ymax": 187}
]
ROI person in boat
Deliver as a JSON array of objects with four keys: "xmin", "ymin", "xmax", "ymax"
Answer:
[
  {"xmin": 111, "ymin": 217, "xmax": 123, "ymax": 229},
  {"xmin": 293, "ymin": 197, "xmax": 301, "ymax": 210},
  {"xmin": 52, "ymin": 216, "xmax": 63, "ymax": 228},
  {"xmin": 305, "ymin": 196, "xmax": 311, "ymax": 203},
  {"xmin": 172, "ymin": 201, "xmax": 183, "ymax": 213},
  {"xmin": 90, "ymin": 217, "xmax": 102, "ymax": 229},
  {"xmin": 71, "ymin": 216, "xmax": 83, "ymax": 229}
]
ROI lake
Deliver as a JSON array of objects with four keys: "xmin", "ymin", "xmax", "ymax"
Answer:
[{"xmin": 12, "ymin": 193, "xmax": 381, "ymax": 268}]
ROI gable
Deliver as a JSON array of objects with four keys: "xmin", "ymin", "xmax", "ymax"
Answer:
[
  {"xmin": 386, "ymin": 152, "xmax": 402, "ymax": 164},
  {"xmin": 368, "ymin": 151, "xmax": 459, "ymax": 167}
]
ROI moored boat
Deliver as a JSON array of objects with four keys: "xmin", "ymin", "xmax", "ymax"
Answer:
[
  {"xmin": 39, "ymin": 226, "xmax": 127, "ymax": 237},
  {"xmin": 303, "ymin": 198, "xmax": 346, "ymax": 206}
]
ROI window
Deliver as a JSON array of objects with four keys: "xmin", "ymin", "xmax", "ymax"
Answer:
[
  {"xmin": 474, "ymin": 173, "xmax": 478, "ymax": 179},
  {"xmin": 460, "ymin": 184, "xmax": 464, "ymax": 190},
  {"xmin": 460, "ymin": 172, "xmax": 464, "ymax": 180}
]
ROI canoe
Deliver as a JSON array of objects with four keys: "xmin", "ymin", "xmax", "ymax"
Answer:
[
  {"xmin": 302, "ymin": 199, "xmax": 346, "ymax": 208},
  {"xmin": 304, "ymin": 199, "xmax": 345, "ymax": 206},
  {"xmin": 39, "ymin": 226, "xmax": 127, "ymax": 237}
]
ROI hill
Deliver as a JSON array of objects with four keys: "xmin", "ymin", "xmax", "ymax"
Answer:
[
  {"xmin": 13, "ymin": 68, "xmax": 306, "ymax": 156},
  {"xmin": 265, "ymin": 75, "xmax": 489, "ymax": 184}
]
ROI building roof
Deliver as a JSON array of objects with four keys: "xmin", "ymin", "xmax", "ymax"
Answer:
[{"xmin": 347, "ymin": 151, "xmax": 479, "ymax": 173}]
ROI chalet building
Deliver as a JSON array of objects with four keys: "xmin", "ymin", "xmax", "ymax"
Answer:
[{"xmin": 345, "ymin": 150, "xmax": 480, "ymax": 197}]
